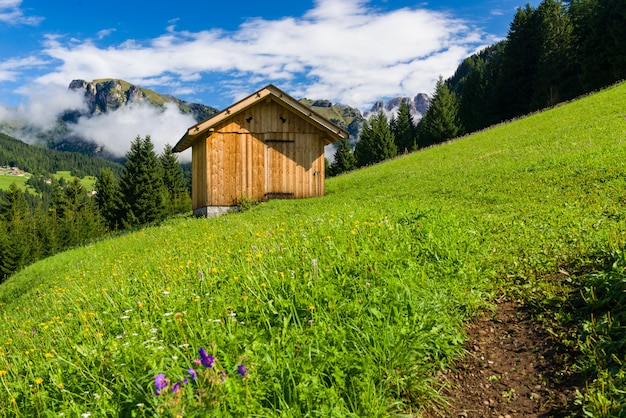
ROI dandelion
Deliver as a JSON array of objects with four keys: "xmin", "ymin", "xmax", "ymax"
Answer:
[
  {"xmin": 44, "ymin": 352, "xmax": 53, "ymax": 359},
  {"xmin": 237, "ymin": 364, "xmax": 247, "ymax": 377},
  {"xmin": 34, "ymin": 377, "xmax": 43, "ymax": 385},
  {"xmin": 0, "ymin": 370, "xmax": 7, "ymax": 376},
  {"xmin": 308, "ymin": 305, "xmax": 315, "ymax": 312}
]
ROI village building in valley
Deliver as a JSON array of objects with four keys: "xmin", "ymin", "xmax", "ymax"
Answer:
[{"xmin": 173, "ymin": 84, "xmax": 349, "ymax": 217}]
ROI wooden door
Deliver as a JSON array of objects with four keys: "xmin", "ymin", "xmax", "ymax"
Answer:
[{"xmin": 265, "ymin": 140, "xmax": 295, "ymax": 199}]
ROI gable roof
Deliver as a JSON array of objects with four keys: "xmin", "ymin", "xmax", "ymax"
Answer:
[{"xmin": 173, "ymin": 84, "xmax": 349, "ymax": 153}]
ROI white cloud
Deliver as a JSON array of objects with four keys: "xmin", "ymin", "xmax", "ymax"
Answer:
[
  {"xmin": 32, "ymin": 0, "xmax": 494, "ymax": 111},
  {"xmin": 68, "ymin": 102, "xmax": 196, "ymax": 158},
  {"xmin": 0, "ymin": 0, "xmax": 43, "ymax": 25},
  {"xmin": 0, "ymin": 85, "xmax": 86, "ymax": 144},
  {"xmin": 0, "ymin": 56, "xmax": 47, "ymax": 82},
  {"xmin": 16, "ymin": 84, "xmax": 87, "ymax": 130},
  {"xmin": 0, "ymin": 84, "xmax": 195, "ymax": 161}
]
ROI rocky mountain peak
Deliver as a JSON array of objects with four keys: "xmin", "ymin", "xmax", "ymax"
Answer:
[
  {"xmin": 67, "ymin": 79, "xmax": 218, "ymax": 122},
  {"xmin": 366, "ymin": 93, "xmax": 430, "ymax": 123},
  {"xmin": 69, "ymin": 79, "xmax": 147, "ymax": 114}
]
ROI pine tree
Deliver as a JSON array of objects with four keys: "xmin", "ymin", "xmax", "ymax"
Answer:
[
  {"xmin": 418, "ymin": 77, "xmax": 462, "ymax": 148},
  {"xmin": 328, "ymin": 137, "xmax": 356, "ymax": 176},
  {"xmin": 497, "ymin": 4, "xmax": 542, "ymax": 119},
  {"xmin": 119, "ymin": 135, "xmax": 166, "ymax": 227},
  {"xmin": 160, "ymin": 144, "xmax": 191, "ymax": 216},
  {"xmin": 570, "ymin": 0, "xmax": 626, "ymax": 92},
  {"xmin": 95, "ymin": 168, "xmax": 122, "ymax": 230},
  {"xmin": 532, "ymin": 0, "xmax": 576, "ymax": 109},
  {"xmin": 0, "ymin": 183, "xmax": 31, "ymax": 275},
  {"xmin": 0, "ymin": 218, "xmax": 9, "ymax": 281},
  {"xmin": 354, "ymin": 111, "xmax": 397, "ymax": 167},
  {"xmin": 391, "ymin": 101, "xmax": 416, "ymax": 153}
]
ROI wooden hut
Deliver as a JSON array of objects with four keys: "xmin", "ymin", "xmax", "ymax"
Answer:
[{"xmin": 173, "ymin": 84, "xmax": 350, "ymax": 217}]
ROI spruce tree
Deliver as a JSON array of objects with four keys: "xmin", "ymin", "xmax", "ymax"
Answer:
[
  {"xmin": 354, "ymin": 111, "xmax": 396, "ymax": 167},
  {"xmin": 391, "ymin": 101, "xmax": 417, "ymax": 153},
  {"xmin": 160, "ymin": 144, "xmax": 191, "ymax": 216},
  {"xmin": 119, "ymin": 135, "xmax": 166, "ymax": 227},
  {"xmin": 418, "ymin": 77, "xmax": 462, "ymax": 148},
  {"xmin": 0, "ymin": 183, "xmax": 31, "ymax": 275},
  {"xmin": 497, "ymin": 4, "xmax": 542, "ymax": 119},
  {"xmin": 328, "ymin": 137, "xmax": 356, "ymax": 176},
  {"xmin": 95, "ymin": 168, "xmax": 122, "ymax": 230}
]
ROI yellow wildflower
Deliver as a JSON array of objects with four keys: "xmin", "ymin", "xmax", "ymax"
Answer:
[{"xmin": 34, "ymin": 377, "xmax": 43, "ymax": 385}]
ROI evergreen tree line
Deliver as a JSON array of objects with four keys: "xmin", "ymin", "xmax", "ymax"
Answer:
[
  {"xmin": 95, "ymin": 135, "xmax": 191, "ymax": 231},
  {"xmin": 0, "ymin": 135, "xmax": 190, "ymax": 281},
  {"xmin": 329, "ymin": 0, "xmax": 626, "ymax": 176},
  {"xmin": 450, "ymin": 0, "xmax": 626, "ymax": 135}
]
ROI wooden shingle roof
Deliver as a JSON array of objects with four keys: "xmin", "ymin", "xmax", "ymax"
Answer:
[{"xmin": 173, "ymin": 84, "xmax": 349, "ymax": 153}]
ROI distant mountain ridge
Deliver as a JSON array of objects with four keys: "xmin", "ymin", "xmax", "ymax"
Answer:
[{"xmin": 0, "ymin": 78, "xmax": 431, "ymax": 162}]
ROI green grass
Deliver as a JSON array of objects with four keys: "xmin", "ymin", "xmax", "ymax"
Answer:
[
  {"xmin": 53, "ymin": 171, "xmax": 96, "ymax": 192},
  {"xmin": 0, "ymin": 171, "xmax": 95, "ymax": 192},
  {"xmin": 1, "ymin": 82, "xmax": 626, "ymax": 416},
  {"xmin": 0, "ymin": 175, "xmax": 29, "ymax": 190}
]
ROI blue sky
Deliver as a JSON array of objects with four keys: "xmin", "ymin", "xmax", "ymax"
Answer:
[{"xmin": 0, "ymin": 0, "xmax": 539, "ymax": 156}]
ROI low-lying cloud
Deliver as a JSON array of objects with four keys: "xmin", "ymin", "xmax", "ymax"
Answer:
[
  {"xmin": 68, "ymin": 102, "xmax": 196, "ymax": 158},
  {"xmin": 0, "ymin": 85, "xmax": 196, "ymax": 160}
]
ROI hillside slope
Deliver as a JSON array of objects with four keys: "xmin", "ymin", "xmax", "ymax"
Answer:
[
  {"xmin": 0, "ymin": 131, "xmax": 122, "ymax": 178},
  {"xmin": 1, "ymin": 83, "xmax": 626, "ymax": 416}
]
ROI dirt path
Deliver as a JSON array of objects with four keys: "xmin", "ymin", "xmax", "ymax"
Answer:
[{"xmin": 424, "ymin": 300, "xmax": 583, "ymax": 417}]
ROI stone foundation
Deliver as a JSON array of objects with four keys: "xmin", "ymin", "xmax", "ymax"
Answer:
[{"xmin": 193, "ymin": 206, "xmax": 238, "ymax": 218}]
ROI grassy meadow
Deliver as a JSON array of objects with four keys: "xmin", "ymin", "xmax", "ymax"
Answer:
[
  {"xmin": 0, "ymin": 170, "xmax": 96, "ymax": 193},
  {"xmin": 1, "ymin": 83, "xmax": 626, "ymax": 416}
]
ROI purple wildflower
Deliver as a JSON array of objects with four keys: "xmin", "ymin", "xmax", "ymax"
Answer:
[
  {"xmin": 172, "ymin": 381, "xmax": 182, "ymax": 393},
  {"xmin": 187, "ymin": 368, "xmax": 197, "ymax": 381},
  {"xmin": 237, "ymin": 364, "xmax": 247, "ymax": 377},
  {"xmin": 201, "ymin": 355, "xmax": 215, "ymax": 368},
  {"xmin": 199, "ymin": 348, "xmax": 215, "ymax": 368},
  {"xmin": 154, "ymin": 374, "xmax": 167, "ymax": 390}
]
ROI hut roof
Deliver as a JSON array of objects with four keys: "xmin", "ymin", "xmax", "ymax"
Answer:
[{"xmin": 173, "ymin": 84, "xmax": 349, "ymax": 153}]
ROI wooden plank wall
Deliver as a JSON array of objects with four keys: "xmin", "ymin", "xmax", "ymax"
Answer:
[
  {"xmin": 193, "ymin": 99, "xmax": 329, "ymax": 209},
  {"xmin": 191, "ymin": 136, "xmax": 208, "ymax": 210}
]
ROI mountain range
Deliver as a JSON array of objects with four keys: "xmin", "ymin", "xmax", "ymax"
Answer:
[{"xmin": 0, "ymin": 79, "xmax": 430, "ymax": 160}]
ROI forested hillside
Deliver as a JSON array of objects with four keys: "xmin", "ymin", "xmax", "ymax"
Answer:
[
  {"xmin": 446, "ymin": 0, "xmax": 626, "ymax": 135},
  {"xmin": 0, "ymin": 132, "xmax": 122, "ymax": 178},
  {"xmin": 0, "ymin": 135, "xmax": 190, "ymax": 280}
]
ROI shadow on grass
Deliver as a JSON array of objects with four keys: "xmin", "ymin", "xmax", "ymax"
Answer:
[{"xmin": 522, "ymin": 251, "xmax": 626, "ymax": 417}]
